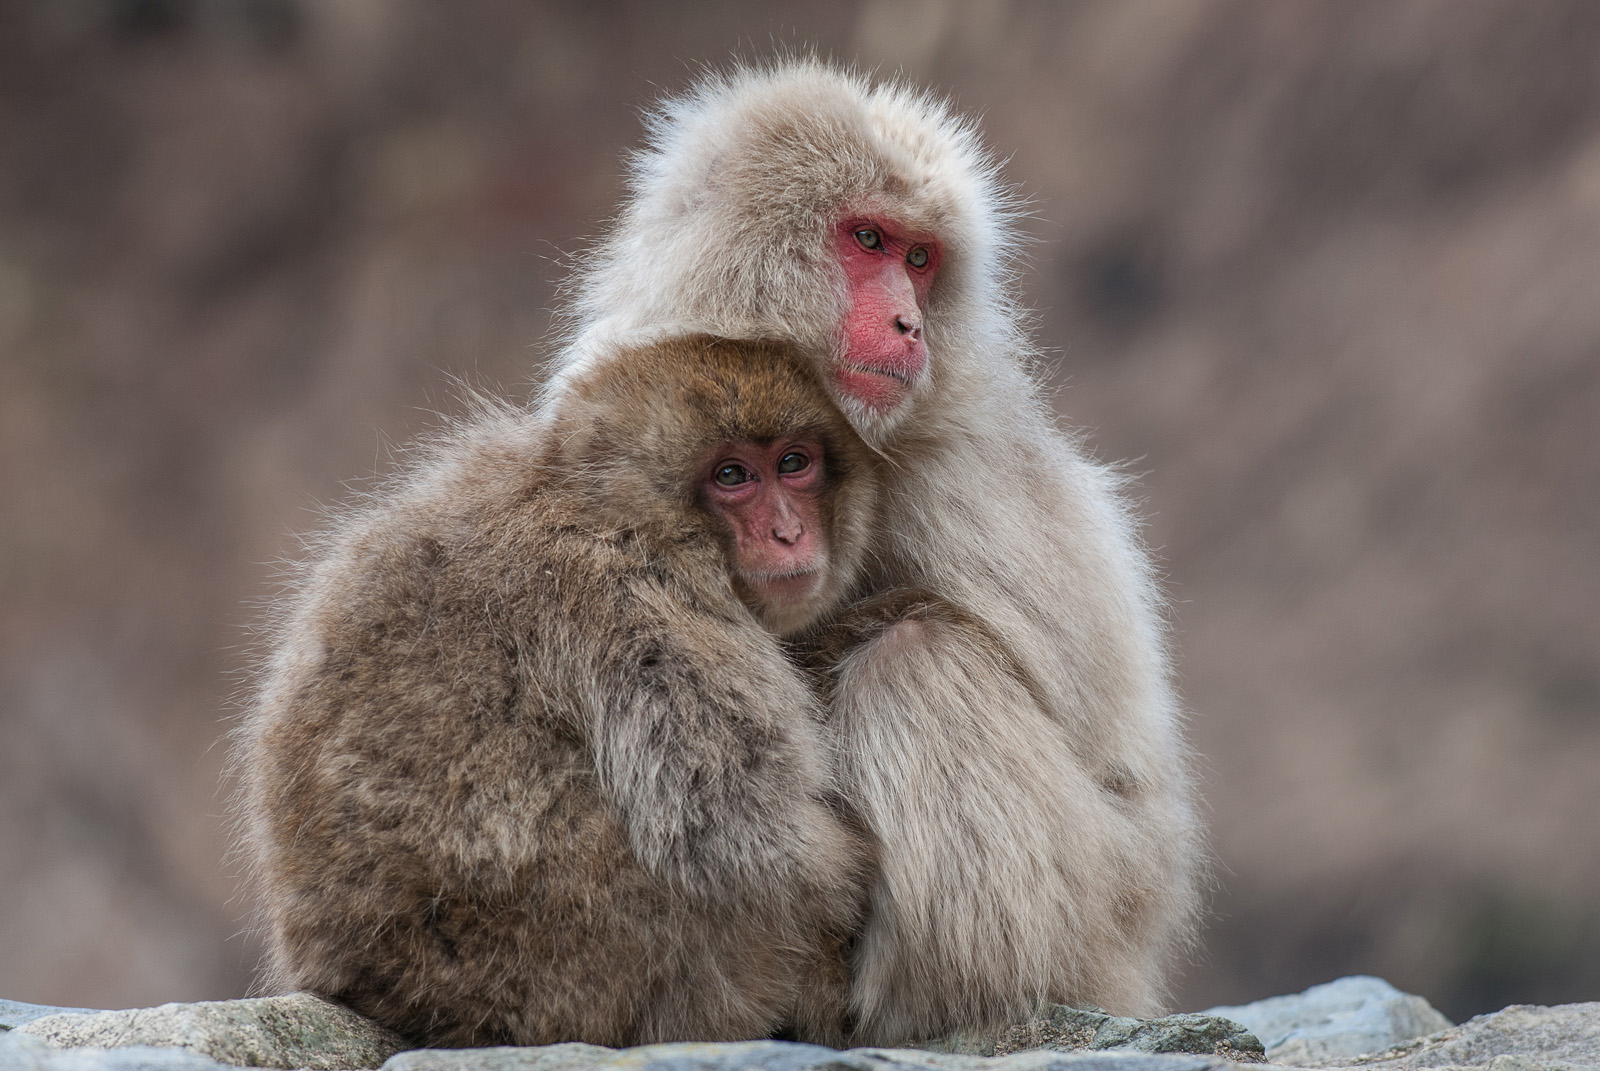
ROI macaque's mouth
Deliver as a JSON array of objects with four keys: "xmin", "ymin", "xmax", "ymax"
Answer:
[
  {"xmin": 832, "ymin": 362, "xmax": 915, "ymax": 413},
  {"xmin": 740, "ymin": 568, "xmax": 823, "ymax": 602},
  {"xmin": 837, "ymin": 362, "xmax": 911, "ymax": 385}
]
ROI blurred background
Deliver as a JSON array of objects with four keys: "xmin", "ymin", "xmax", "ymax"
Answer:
[{"xmin": 2, "ymin": 0, "xmax": 1598, "ymax": 1024}]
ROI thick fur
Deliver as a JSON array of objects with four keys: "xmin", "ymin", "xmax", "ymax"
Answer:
[
  {"xmin": 236, "ymin": 337, "xmax": 878, "ymax": 1047},
  {"xmin": 549, "ymin": 60, "xmax": 1206, "ymax": 1043}
]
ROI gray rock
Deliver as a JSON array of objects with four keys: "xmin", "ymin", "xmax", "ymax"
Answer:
[
  {"xmin": 0, "ymin": 1029, "xmax": 235, "ymax": 1071},
  {"xmin": 1205, "ymin": 977, "xmax": 1453, "ymax": 1066},
  {"xmin": 383, "ymin": 1040, "xmax": 1251, "ymax": 1071},
  {"xmin": 385, "ymin": 1043, "xmax": 619, "ymax": 1071},
  {"xmin": 1335, "ymin": 1003, "xmax": 1600, "ymax": 1070},
  {"xmin": 911, "ymin": 1050, "xmax": 1243, "ymax": 1071},
  {"xmin": 14, "ymin": 992, "xmax": 406, "ymax": 1070},
  {"xmin": 2, "ymin": 1000, "xmax": 101, "ymax": 1031},
  {"xmin": 923, "ymin": 1006, "xmax": 1265, "ymax": 1061}
]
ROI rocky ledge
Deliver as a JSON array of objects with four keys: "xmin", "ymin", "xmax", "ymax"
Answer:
[{"xmin": 2, "ymin": 978, "xmax": 1595, "ymax": 1071}]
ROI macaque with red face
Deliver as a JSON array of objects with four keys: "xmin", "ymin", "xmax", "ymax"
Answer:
[
  {"xmin": 555, "ymin": 61, "xmax": 1207, "ymax": 1043},
  {"xmin": 237, "ymin": 336, "xmax": 879, "ymax": 1048}
]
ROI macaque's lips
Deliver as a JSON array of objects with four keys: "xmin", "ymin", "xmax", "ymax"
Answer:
[
  {"xmin": 742, "ymin": 568, "xmax": 822, "ymax": 603},
  {"xmin": 833, "ymin": 362, "xmax": 914, "ymax": 413}
]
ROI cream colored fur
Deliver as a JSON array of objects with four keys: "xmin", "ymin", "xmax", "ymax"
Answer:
[{"xmin": 547, "ymin": 60, "xmax": 1205, "ymax": 1042}]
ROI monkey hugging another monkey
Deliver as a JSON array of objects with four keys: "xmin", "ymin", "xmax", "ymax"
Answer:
[
  {"xmin": 239, "ymin": 336, "xmax": 878, "ymax": 1047},
  {"xmin": 237, "ymin": 60, "xmax": 1203, "ymax": 1051}
]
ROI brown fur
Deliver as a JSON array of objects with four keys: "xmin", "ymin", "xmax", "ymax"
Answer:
[
  {"xmin": 551, "ymin": 60, "xmax": 1207, "ymax": 1044},
  {"xmin": 236, "ymin": 336, "xmax": 878, "ymax": 1048}
]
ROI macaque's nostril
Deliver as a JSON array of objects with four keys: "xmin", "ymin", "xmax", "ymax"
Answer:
[{"xmin": 895, "ymin": 315, "xmax": 921, "ymax": 339}]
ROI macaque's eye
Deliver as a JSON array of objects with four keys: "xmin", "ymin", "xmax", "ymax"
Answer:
[
  {"xmin": 907, "ymin": 246, "xmax": 929, "ymax": 269},
  {"xmin": 714, "ymin": 463, "xmax": 751, "ymax": 487},
  {"xmin": 854, "ymin": 228, "xmax": 882, "ymax": 250},
  {"xmin": 777, "ymin": 452, "xmax": 810, "ymax": 475}
]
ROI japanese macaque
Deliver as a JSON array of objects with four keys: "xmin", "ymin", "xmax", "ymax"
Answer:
[
  {"xmin": 550, "ymin": 60, "xmax": 1206, "ymax": 1044},
  {"xmin": 236, "ymin": 336, "xmax": 879, "ymax": 1048}
]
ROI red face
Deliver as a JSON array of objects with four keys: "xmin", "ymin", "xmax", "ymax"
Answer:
[
  {"xmin": 832, "ymin": 217, "xmax": 941, "ymax": 414},
  {"xmin": 701, "ymin": 438, "xmax": 831, "ymax": 614}
]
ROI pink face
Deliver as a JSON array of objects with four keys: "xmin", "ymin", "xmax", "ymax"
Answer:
[
  {"xmin": 832, "ymin": 217, "xmax": 942, "ymax": 414},
  {"xmin": 700, "ymin": 438, "xmax": 831, "ymax": 610}
]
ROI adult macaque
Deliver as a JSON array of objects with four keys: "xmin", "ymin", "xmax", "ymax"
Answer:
[
  {"xmin": 238, "ymin": 336, "xmax": 878, "ymax": 1047},
  {"xmin": 552, "ymin": 61, "xmax": 1205, "ymax": 1043}
]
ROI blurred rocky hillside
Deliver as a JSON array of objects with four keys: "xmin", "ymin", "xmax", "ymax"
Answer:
[{"xmin": 1, "ymin": 0, "xmax": 1596, "ymax": 1022}]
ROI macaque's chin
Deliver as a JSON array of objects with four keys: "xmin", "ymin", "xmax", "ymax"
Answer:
[
  {"xmin": 738, "ymin": 569, "xmax": 828, "ymax": 634},
  {"xmin": 832, "ymin": 362, "xmax": 913, "ymax": 414}
]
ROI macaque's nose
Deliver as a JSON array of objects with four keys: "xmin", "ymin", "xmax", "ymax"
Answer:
[
  {"xmin": 772, "ymin": 500, "xmax": 804, "ymax": 546},
  {"xmin": 895, "ymin": 313, "xmax": 921, "ymax": 341}
]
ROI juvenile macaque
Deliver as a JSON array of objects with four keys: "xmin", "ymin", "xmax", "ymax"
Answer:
[
  {"xmin": 238, "ymin": 336, "xmax": 878, "ymax": 1047},
  {"xmin": 552, "ymin": 60, "xmax": 1206, "ymax": 1043}
]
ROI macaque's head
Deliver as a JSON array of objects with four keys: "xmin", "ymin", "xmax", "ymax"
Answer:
[
  {"xmin": 572, "ymin": 61, "xmax": 1021, "ymax": 447},
  {"xmin": 555, "ymin": 335, "xmax": 877, "ymax": 636}
]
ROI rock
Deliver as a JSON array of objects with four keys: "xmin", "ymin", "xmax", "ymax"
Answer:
[
  {"xmin": 0, "ymin": 1029, "xmax": 236, "ymax": 1070},
  {"xmin": 891, "ymin": 1048, "xmax": 1245, "ymax": 1071},
  {"xmin": 385, "ymin": 1042, "xmax": 618, "ymax": 1071},
  {"xmin": 1205, "ymin": 977, "xmax": 1453, "ymax": 1066},
  {"xmin": 2, "ymin": 1000, "xmax": 101, "ymax": 1031},
  {"xmin": 13, "ymin": 988, "xmax": 1587, "ymax": 1071},
  {"xmin": 1335, "ymin": 1002, "xmax": 1600, "ymax": 1070},
  {"xmin": 14, "ymin": 992, "xmax": 406, "ymax": 1070},
  {"xmin": 383, "ymin": 1039, "xmax": 1253, "ymax": 1071},
  {"xmin": 943, "ymin": 1054, "xmax": 1242, "ymax": 1071},
  {"xmin": 922, "ymin": 1006, "xmax": 1265, "ymax": 1061}
]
